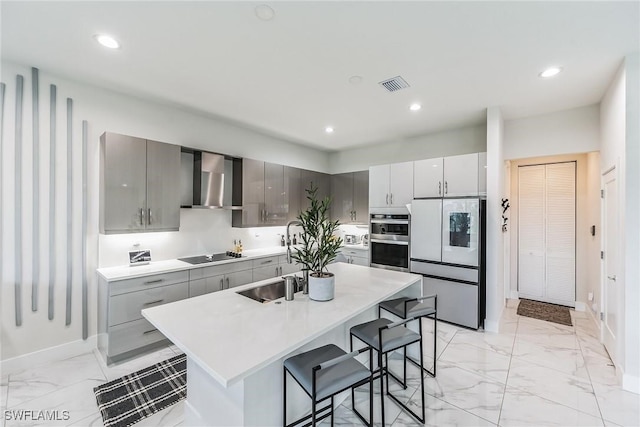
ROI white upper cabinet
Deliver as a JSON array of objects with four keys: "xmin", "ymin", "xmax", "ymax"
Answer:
[
  {"xmin": 369, "ymin": 162, "xmax": 413, "ymax": 207},
  {"xmin": 443, "ymin": 153, "xmax": 479, "ymax": 197},
  {"xmin": 414, "ymin": 157, "xmax": 444, "ymax": 198},
  {"xmin": 413, "ymin": 153, "xmax": 479, "ymax": 198},
  {"xmin": 389, "ymin": 162, "xmax": 414, "ymax": 207},
  {"xmin": 369, "ymin": 165, "xmax": 390, "ymax": 207},
  {"xmin": 478, "ymin": 152, "xmax": 487, "ymax": 196}
]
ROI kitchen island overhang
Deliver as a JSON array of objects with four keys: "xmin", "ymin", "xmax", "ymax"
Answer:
[{"xmin": 142, "ymin": 262, "xmax": 423, "ymax": 426}]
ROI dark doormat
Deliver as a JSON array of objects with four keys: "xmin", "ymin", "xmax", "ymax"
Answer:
[
  {"xmin": 517, "ymin": 299, "xmax": 573, "ymax": 327},
  {"xmin": 94, "ymin": 353, "xmax": 186, "ymax": 427}
]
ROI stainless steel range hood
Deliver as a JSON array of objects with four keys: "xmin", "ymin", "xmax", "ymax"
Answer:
[{"xmin": 181, "ymin": 149, "xmax": 240, "ymax": 209}]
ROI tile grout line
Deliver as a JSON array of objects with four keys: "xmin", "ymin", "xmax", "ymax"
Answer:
[
  {"xmin": 575, "ymin": 329, "xmax": 608, "ymax": 426},
  {"xmin": 496, "ymin": 314, "xmax": 521, "ymax": 426}
]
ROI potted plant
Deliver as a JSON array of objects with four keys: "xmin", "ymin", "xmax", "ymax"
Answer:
[{"xmin": 291, "ymin": 183, "xmax": 342, "ymax": 301}]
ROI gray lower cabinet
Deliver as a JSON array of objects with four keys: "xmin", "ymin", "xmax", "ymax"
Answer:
[
  {"xmin": 100, "ymin": 132, "xmax": 181, "ymax": 234},
  {"xmin": 98, "ymin": 270, "xmax": 189, "ymax": 364},
  {"xmin": 339, "ymin": 247, "xmax": 369, "ymax": 266},
  {"xmin": 189, "ymin": 260, "xmax": 253, "ymax": 297},
  {"xmin": 252, "ymin": 256, "xmax": 281, "ymax": 281}
]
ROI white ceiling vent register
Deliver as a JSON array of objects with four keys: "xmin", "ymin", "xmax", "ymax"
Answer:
[{"xmin": 378, "ymin": 76, "xmax": 410, "ymax": 92}]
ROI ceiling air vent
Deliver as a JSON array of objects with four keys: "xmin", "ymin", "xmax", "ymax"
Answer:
[{"xmin": 379, "ymin": 76, "xmax": 410, "ymax": 92}]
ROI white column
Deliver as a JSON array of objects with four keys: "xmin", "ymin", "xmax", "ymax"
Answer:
[
  {"xmin": 485, "ymin": 107, "xmax": 506, "ymax": 332},
  {"xmin": 623, "ymin": 52, "xmax": 640, "ymax": 394}
]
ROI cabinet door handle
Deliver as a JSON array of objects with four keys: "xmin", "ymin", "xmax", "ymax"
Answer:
[
  {"xmin": 275, "ymin": 267, "xmax": 279, "ymax": 276},
  {"xmin": 148, "ymin": 208, "xmax": 152, "ymax": 225},
  {"xmin": 226, "ymin": 277, "xmax": 230, "ymax": 288},
  {"xmin": 353, "ymin": 211, "xmax": 356, "ymax": 221},
  {"xmin": 139, "ymin": 208, "xmax": 145, "ymax": 226},
  {"xmin": 220, "ymin": 278, "xmax": 224, "ymax": 289},
  {"xmin": 143, "ymin": 329, "xmax": 158, "ymax": 335},
  {"xmin": 390, "ymin": 193, "xmax": 393, "ymax": 204},
  {"xmin": 260, "ymin": 259, "xmax": 273, "ymax": 265},
  {"xmin": 144, "ymin": 279, "xmax": 163, "ymax": 285},
  {"xmin": 386, "ymin": 194, "xmax": 389, "ymax": 205},
  {"xmin": 280, "ymin": 266, "xmax": 283, "ymax": 275},
  {"xmin": 439, "ymin": 181, "xmax": 442, "ymax": 195},
  {"xmin": 143, "ymin": 299, "xmax": 164, "ymax": 306},
  {"xmin": 445, "ymin": 181, "xmax": 448, "ymax": 194}
]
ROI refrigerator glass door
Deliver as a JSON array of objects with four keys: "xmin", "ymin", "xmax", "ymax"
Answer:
[
  {"xmin": 410, "ymin": 199, "xmax": 442, "ymax": 262},
  {"xmin": 442, "ymin": 199, "xmax": 479, "ymax": 266}
]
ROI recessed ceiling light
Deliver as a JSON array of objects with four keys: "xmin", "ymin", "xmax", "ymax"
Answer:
[
  {"xmin": 539, "ymin": 66, "xmax": 562, "ymax": 78},
  {"xmin": 94, "ymin": 34, "xmax": 120, "ymax": 49},
  {"xmin": 325, "ymin": 126, "xmax": 334, "ymax": 134},
  {"xmin": 255, "ymin": 4, "xmax": 275, "ymax": 21},
  {"xmin": 409, "ymin": 103, "xmax": 422, "ymax": 111}
]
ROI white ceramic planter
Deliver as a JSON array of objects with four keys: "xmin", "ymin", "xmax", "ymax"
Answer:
[{"xmin": 308, "ymin": 274, "xmax": 335, "ymax": 301}]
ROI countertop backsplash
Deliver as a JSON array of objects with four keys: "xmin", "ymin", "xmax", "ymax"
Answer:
[{"xmin": 98, "ymin": 208, "xmax": 304, "ymax": 268}]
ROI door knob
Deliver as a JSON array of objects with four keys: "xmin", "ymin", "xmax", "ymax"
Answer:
[{"xmin": 607, "ymin": 275, "xmax": 617, "ymax": 281}]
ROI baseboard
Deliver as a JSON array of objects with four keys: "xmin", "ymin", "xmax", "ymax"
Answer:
[
  {"xmin": 585, "ymin": 304, "xmax": 601, "ymax": 332},
  {"xmin": 0, "ymin": 335, "xmax": 98, "ymax": 375},
  {"xmin": 623, "ymin": 372, "xmax": 640, "ymax": 395},
  {"xmin": 574, "ymin": 301, "xmax": 587, "ymax": 312},
  {"xmin": 509, "ymin": 290, "xmax": 519, "ymax": 299},
  {"xmin": 484, "ymin": 319, "xmax": 500, "ymax": 333}
]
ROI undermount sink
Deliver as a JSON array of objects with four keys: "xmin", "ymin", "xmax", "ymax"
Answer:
[{"xmin": 236, "ymin": 280, "xmax": 286, "ymax": 303}]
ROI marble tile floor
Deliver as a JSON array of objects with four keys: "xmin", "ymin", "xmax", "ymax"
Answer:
[{"xmin": 1, "ymin": 303, "xmax": 639, "ymax": 427}]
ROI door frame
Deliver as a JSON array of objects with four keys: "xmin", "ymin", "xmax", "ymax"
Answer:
[{"xmin": 601, "ymin": 165, "xmax": 619, "ymax": 364}]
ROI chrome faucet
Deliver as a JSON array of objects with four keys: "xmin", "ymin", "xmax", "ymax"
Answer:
[{"xmin": 285, "ymin": 220, "xmax": 301, "ymax": 263}]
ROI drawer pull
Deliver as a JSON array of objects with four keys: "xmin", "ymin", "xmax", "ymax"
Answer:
[
  {"xmin": 143, "ymin": 329, "xmax": 158, "ymax": 335},
  {"xmin": 144, "ymin": 279, "xmax": 164, "ymax": 285},
  {"xmin": 261, "ymin": 259, "xmax": 273, "ymax": 265},
  {"xmin": 143, "ymin": 299, "xmax": 165, "ymax": 306}
]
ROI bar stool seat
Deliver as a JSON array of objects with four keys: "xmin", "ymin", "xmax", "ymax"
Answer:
[
  {"xmin": 378, "ymin": 297, "xmax": 436, "ymax": 319},
  {"xmin": 378, "ymin": 295, "xmax": 438, "ymax": 378},
  {"xmin": 283, "ymin": 343, "xmax": 373, "ymax": 427},
  {"xmin": 284, "ymin": 344, "xmax": 370, "ymax": 401},
  {"xmin": 350, "ymin": 318, "xmax": 421, "ymax": 353}
]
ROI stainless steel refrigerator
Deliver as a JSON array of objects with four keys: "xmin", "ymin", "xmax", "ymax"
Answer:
[{"xmin": 410, "ymin": 198, "xmax": 486, "ymax": 329}]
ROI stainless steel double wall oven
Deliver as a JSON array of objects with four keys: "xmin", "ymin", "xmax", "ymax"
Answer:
[{"xmin": 369, "ymin": 213, "xmax": 410, "ymax": 272}]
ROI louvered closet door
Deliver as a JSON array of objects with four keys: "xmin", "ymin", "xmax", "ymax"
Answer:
[
  {"xmin": 518, "ymin": 162, "xmax": 575, "ymax": 306},
  {"xmin": 518, "ymin": 165, "xmax": 546, "ymax": 299},
  {"xmin": 544, "ymin": 163, "xmax": 576, "ymax": 304}
]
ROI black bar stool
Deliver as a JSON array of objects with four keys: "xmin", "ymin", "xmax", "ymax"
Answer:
[
  {"xmin": 283, "ymin": 343, "xmax": 373, "ymax": 427},
  {"xmin": 349, "ymin": 316, "xmax": 425, "ymax": 426},
  {"xmin": 378, "ymin": 295, "xmax": 438, "ymax": 377}
]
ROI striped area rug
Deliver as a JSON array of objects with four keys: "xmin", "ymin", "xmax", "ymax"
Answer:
[{"xmin": 94, "ymin": 354, "xmax": 186, "ymax": 427}]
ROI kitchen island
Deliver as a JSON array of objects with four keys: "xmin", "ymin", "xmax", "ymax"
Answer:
[{"xmin": 142, "ymin": 262, "xmax": 422, "ymax": 426}]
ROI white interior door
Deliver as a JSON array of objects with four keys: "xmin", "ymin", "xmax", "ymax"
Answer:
[
  {"xmin": 602, "ymin": 168, "xmax": 618, "ymax": 363},
  {"xmin": 518, "ymin": 162, "xmax": 576, "ymax": 305}
]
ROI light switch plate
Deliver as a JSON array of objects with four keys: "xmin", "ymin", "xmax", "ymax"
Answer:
[{"xmin": 129, "ymin": 249, "xmax": 151, "ymax": 266}]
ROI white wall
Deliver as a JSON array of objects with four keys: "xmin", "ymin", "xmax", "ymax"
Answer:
[
  {"xmin": 508, "ymin": 153, "xmax": 599, "ymax": 308},
  {"xmin": 328, "ymin": 124, "xmax": 487, "ymax": 174},
  {"xmin": 600, "ymin": 54, "xmax": 640, "ymax": 393},
  {"xmin": 0, "ymin": 61, "xmax": 330, "ymax": 361},
  {"xmin": 504, "ymin": 105, "xmax": 600, "ymax": 160},
  {"xmin": 485, "ymin": 107, "xmax": 505, "ymax": 331}
]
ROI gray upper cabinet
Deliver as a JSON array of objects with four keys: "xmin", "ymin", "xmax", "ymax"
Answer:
[
  {"xmin": 285, "ymin": 166, "xmax": 301, "ymax": 222},
  {"xmin": 100, "ymin": 132, "xmax": 180, "ymax": 234},
  {"xmin": 232, "ymin": 159, "xmax": 332, "ymax": 227},
  {"xmin": 300, "ymin": 169, "xmax": 330, "ymax": 212},
  {"xmin": 330, "ymin": 171, "xmax": 369, "ymax": 224}
]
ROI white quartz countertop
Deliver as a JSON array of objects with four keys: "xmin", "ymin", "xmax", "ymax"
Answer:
[
  {"xmin": 340, "ymin": 244, "xmax": 369, "ymax": 251},
  {"xmin": 142, "ymin": 263, "xmax": 421, "ymax": 387},
  {"xmin": 96, "ymin": 246, "xmax": 295, "ymax": 281}
]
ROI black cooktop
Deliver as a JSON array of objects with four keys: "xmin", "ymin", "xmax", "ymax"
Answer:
[{"xmin": 178, "ymin": 252, "xmax": 243, "ymax": 265}]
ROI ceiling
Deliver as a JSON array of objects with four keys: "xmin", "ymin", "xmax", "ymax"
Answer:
[{"xmin": 2, "ymin": 1, "xmax": 638, "ymax": 152}]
